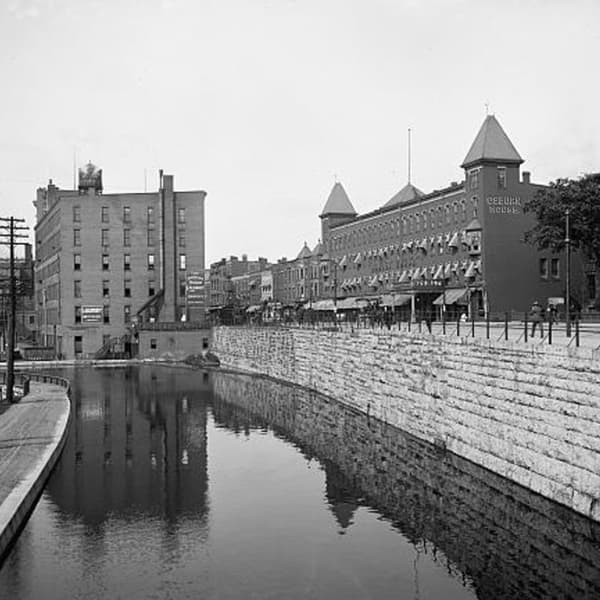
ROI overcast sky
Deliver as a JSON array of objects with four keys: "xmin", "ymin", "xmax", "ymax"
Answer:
[{"xmin": 1, "ymin": 0, "xmax": 598, "ymax": 263}]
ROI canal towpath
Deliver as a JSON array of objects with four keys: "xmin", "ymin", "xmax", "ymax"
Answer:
[{"xmin": 0, "ymin": 381, "xmax": 71, "ymax": 561}]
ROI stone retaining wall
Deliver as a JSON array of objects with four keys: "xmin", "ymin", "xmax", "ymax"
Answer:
[{"xmin": 212, "ymin": 325, "xmax": 600, "ymax": 522}]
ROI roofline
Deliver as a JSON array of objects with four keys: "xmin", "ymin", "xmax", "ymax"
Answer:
[
  {"xmin": 461, "ymin": 157, "xmax": 524, "ymax": 169},
  {"xmin": 328, "ymin": 182, "xmax": 465, "ymax": 230}
]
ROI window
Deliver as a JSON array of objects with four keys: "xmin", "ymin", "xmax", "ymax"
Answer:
[
  {"xmin": 461, "ymin": 201, "xmax": 467, "ymax": 221},
  {"xmin": 178, "ymin": 207, "xmax": 186, "ymax": 224},
  {"xmin": 551, "ymin": 258, "xmax": 560, "ymax": 279},
  {"xmin": 75, "ymin": 306, "xmax": 82, "ymax": 324},
  {"xmin": 472, "ymin": 197, "xmax": 478, "ymax": 218},
  {"xmin": 497, "ymin": 166, "xmax": 507, "ymax": 189},
  {"xmin": 73, "ymin": 229, "xmax": 81, "ymax": 246},
  {"xmin": 73, "ymin": 280, "xmax": 82, "ymax": 298},
  {"xmin": 74, "ymin": 254, "xmax": 81, "ymax": 270},
  {"xmin": 179, "ymin": 280, "xmax": 186, "ymax": 297},
  {"xmin": 103, "ymin": 305, "xmax": 110, "ymax": 324},
  {"xmin": 102, "ymin": 280, "xmax": 110, "ymax": 297},
  {"xmin": 101, "ymin": 229, "xmax": 109, "ymax": 247},
  {"xmin": 124, "ymin": 305, "xmax": 131, "ymax": 324},
  {"xmin": 445, "ymin": 205, "xmax": 450, "ymax": 225},
  {"xmin": 124, "ymin": 280, "xmax": 131, "ymax": 297},
  {"xmin": 148, "ymin": 282, "xmax": 155, "ymax": 297},
  {"xmin": 101, "ymin": 206, "xmax": 109, "ymax": 223},
  {"xmin": 73, "ymin": 205, "xmax": 81, "ymax": 222},
  {"xmin": 148, "ymin": 254, "xmax": 155, "ymax": 270},
  {"xmin": 469, "ymin": 168, "xmax": 480, "ymax": 190},
  {"xmin": 102, "ymin": 254, "xmax": 109, "ymax": 271},
  {"xmin": 587, "ymin": 274, "xmax": 596, "ymax": 300},
  {"xmin": 150, "ymin": 338, "xmax": 157, "ymax": 350},
  {"xmin": 147, "ymin": 228, "xmax": 155, "ymax": 246},
  {"xmin": 179, "ymin": 232, "xmax": 186, "ymax": 247},
  {"xmin": 147, "ymin": 206, "xmax": 155, "ymax": 224},
  {"xmin": 74, "ymin": 335, "xmax": 83, "ymax": 355},
  {"xmin": 124, "ymin": 254, "xmax": 131, "ymax": 271},
  {"xmin": 123, "ymin": 229, "xmax": 131, "ymax": 247},
  {"xmin": 539, "ymin": 258, "xmax": 549, "ymax": 279},
  {"xmin": 179, "ymin": 254, "xmax": 187, "ymax": 270},
  {"xmin": 123, "ymin": 206, "xmax": 131, "ymax": 223}
]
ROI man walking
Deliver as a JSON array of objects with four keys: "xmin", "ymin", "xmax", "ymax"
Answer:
[{"xmin": 530, "ymin": 300, "xmax": 544, "ymax": 337}]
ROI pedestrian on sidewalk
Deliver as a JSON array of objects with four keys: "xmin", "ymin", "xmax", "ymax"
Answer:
[{"xmin": 530, "ymin": 300, "xmax": 544, "ymax": 337}]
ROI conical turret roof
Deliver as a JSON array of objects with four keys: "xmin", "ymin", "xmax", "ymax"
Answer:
[
  {"xmin": 320, "ymin": 182, "xmax": 357, "ymax": 217},
  {"xmin": 383, "ymin": 183, "xmax": 424, "ymax": 208},
  {"xmin": 296, "ymin": 241, "xmax": 313, "ymax": 260},
  {"xmin": 312, "ymin": 240, "xmax": 324, "ymax": 256},
  {"xmin": 461, "ymin": 115, "xmax": 523, "ymax": 168}
]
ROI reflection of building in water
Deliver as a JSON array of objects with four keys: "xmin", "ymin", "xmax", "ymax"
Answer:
[
  {"xmin": 48, "ymin": 366, "xmax": 210, "ymax": 531},
  {"xmin": 212, "ymin": 372, "xmax": 600, "ymax": 600}
]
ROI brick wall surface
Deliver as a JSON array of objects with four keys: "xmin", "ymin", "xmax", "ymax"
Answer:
[
  {"xmin": 211, "ymin": 371, "xmax": 600, "ymax": 600},
  {"xmin": 212, "ymin": 326, "xmax": 600, "ymax": 522}
]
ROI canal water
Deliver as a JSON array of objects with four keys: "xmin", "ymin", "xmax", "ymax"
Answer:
[{"xmin": 0, "ymin": 366, "xmax": 599, "ymax": 599}]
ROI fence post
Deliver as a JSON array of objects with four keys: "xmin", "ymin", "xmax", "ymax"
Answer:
[
  {"xmin": 456, "ymin": 315, "xmax": 460, "ymax": 337},
  {"xmin": 504, "ymin": 312, "xmax": 509, "ymax": 341},
  {"xmin": 442, "ymin": 309, "xmax": 446, "ymax": 335},
  {"xmin": 524, "ymin": 312, "xmax": 528, "ymax": 343},
  {"xmin": 486, "ymin": 311, "xmax": 490, "ymax": 340},
  {"xmin": 471, "ymin": 311, "xmax": 475, "ymax": 338},
  {"xmin": 548, "ymin": 319, "xmax": 553, "ymax": 345},
  {"xmin": 576, "ymin": 318, "xmax": 580, "ymax": 347}
]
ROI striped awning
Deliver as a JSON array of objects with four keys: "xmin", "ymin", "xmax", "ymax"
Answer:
[
  {"xmin": 433, "ymin": 288, "xmax": 468, "ymax": 306},
  {"xmin": 381, "ymin": 293, "xmax": 412, "ymax": 307}
]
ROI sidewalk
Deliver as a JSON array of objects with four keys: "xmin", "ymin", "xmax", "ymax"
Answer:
[{"xmin": 0, "ymin": 382, "xmax": 71, "ymax": 562}]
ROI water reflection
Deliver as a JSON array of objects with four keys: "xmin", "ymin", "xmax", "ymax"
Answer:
[
  {"xmin": 211, "ymin": 371, "xmax": 600, "ymax": 600},
  {"xmin": 1, "ymin": 366, "xmax": 598, "ymax": 599}
]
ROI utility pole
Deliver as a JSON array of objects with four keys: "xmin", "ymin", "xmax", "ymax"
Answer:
[
  {"xmin": 0, "ymin": 217, "xmax": 29, "ymax": 403},
  {"xmin": 565, "ymin": 209, "xmax": 571, "ymax": 337}
]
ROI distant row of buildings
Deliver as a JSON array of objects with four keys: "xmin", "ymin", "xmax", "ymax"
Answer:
[
  {"xmin": 208, "ymin": 115, "xmax": 593, "ymax": 321},
  {"xmin": 10, "ymin": 114, "xmax": 594, "ymax": 359}
]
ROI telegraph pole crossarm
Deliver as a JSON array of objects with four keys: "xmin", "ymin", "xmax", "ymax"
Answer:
[{"xmin": 0, "ymin": 217, "xmax": 30, "ymax": 403}]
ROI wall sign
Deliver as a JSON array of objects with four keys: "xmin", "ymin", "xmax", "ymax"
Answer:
[{"xmin": 486, "ymin": 196, "xmax": 522, "ymax": 214}]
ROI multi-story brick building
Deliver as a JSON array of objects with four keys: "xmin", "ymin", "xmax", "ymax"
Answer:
[
  {"xmin": 208, "ymin": 255, "xmax": 269, "ymax": 308},
  {"xmin": 319, "ymin": 115, "xmax": 581, "ymax": 318},
  {"xmin": 34, "ymin": 164, "xmax": 206, "ymax": 358}
]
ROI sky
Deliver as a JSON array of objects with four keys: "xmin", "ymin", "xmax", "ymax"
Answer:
[{"xmin": 0, "ymin": 0, "xmax": 599, "ymax": 264}]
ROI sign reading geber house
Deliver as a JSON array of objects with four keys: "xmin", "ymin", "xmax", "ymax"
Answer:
[{"xmin": 486, "ymin": 195, "xmax": 522, "ymax": 214}]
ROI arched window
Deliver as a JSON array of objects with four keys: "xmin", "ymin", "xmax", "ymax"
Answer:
[
  {"xmin": 422, "ymin": 211, "xmax": 428, "ymax": 230},
  {"xmin": 472, "ymin": 196, "xmax": 478, "ymax": 218},
  {"xmin": 415, "ymin": 213, "xmax": 421, "ymax": 232},
  {"xmin": 445, "ymin": 204, "xmax": 450, "ymax": 225},
  {"xmin": 438, "ymin": 206, "xmax": 443, "ymax": 227},
  {"xmin": 461, "ymin": 200, "xmax": 467, "ymax": 221},
  {"xmin": 453, "ymin": 202, "xmax": 459, "ymax": 223},
  {"xmin": 429, "ymin": 208, "xmax": 435, "ymax": 230}
]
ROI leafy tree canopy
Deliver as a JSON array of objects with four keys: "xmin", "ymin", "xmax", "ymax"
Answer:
[{"xmin": 524, "ymin": 173, "xmax": 600, "ymax": 265}]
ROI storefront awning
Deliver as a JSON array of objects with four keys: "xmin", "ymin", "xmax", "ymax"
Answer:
[
  {"xmin": 337, "ymin": 297, "xmax": 369, "ymax": 310},
  {"xmin": 310, "ymin": 299, "xmax": 336, "ymax": 311},
  {"xmin": 246, "ymin": 304, "xmax": 262, "ymax": 313},
  {"xmin": 433, "ymin": 288, "xmax": 468, "ymax": 305},
  {"xmin": 381, "ymin": 293, "xmax": 412, "ymax": 307}
]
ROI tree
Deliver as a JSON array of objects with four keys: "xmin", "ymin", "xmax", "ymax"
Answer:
[{"xmin": 524, "ymin": 173, "xmax": 600, "ymax": 265}]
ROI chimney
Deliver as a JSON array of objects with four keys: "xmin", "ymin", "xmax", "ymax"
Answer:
[{"xmin": 522, "ymin": 171, "xmax": 531, "ymax": 184}]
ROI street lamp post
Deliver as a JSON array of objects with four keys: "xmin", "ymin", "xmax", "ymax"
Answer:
[{"xmin": 565, "ymin": 208, "xmax": 571, "ymax": 337}]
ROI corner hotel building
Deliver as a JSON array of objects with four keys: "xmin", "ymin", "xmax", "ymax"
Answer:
[
  {"xmin": 319, "ymin": 115, "xmax": 574, "ymax": 318},
  {"xmin": 34, "ymin": 165, "xmax": 206, "ymax": 359}
]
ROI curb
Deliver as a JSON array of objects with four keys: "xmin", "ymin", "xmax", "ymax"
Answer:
[{"xmin": 0, "ymin": 388, "xmax": 71, "ymax": 562}]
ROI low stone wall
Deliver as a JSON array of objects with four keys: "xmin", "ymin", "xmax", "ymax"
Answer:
[{"xmin": 212, "ymin": 325, "xmax": 600, "ymax": 522}]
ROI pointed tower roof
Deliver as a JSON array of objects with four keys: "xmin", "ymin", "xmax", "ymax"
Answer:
[
  {"xmin": 312, "ymin": 239, "xmax": 324, "ymax": 256},
  {"xmin": 296, "ymin": 241, "xmax": 313, "ymax": 260},
  {"xmin": 383, "ymin": 183, "xmax": 424, "ymax": 208},
  {"xmin": 461, "ymin": 115, "xmax": 523, "ymax": 168},
  {"xmin": 320, "ymin": 182, "xmax": 357, "ymax": 217}
]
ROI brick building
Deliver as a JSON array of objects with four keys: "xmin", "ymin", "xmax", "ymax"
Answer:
[
  {"xmin": 319, "ymin": 115, "xmax": 580, "ymax": 318},
  {"xmin": 34, "ymin": 164, "xmax": 206, "ymax": 358}
]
